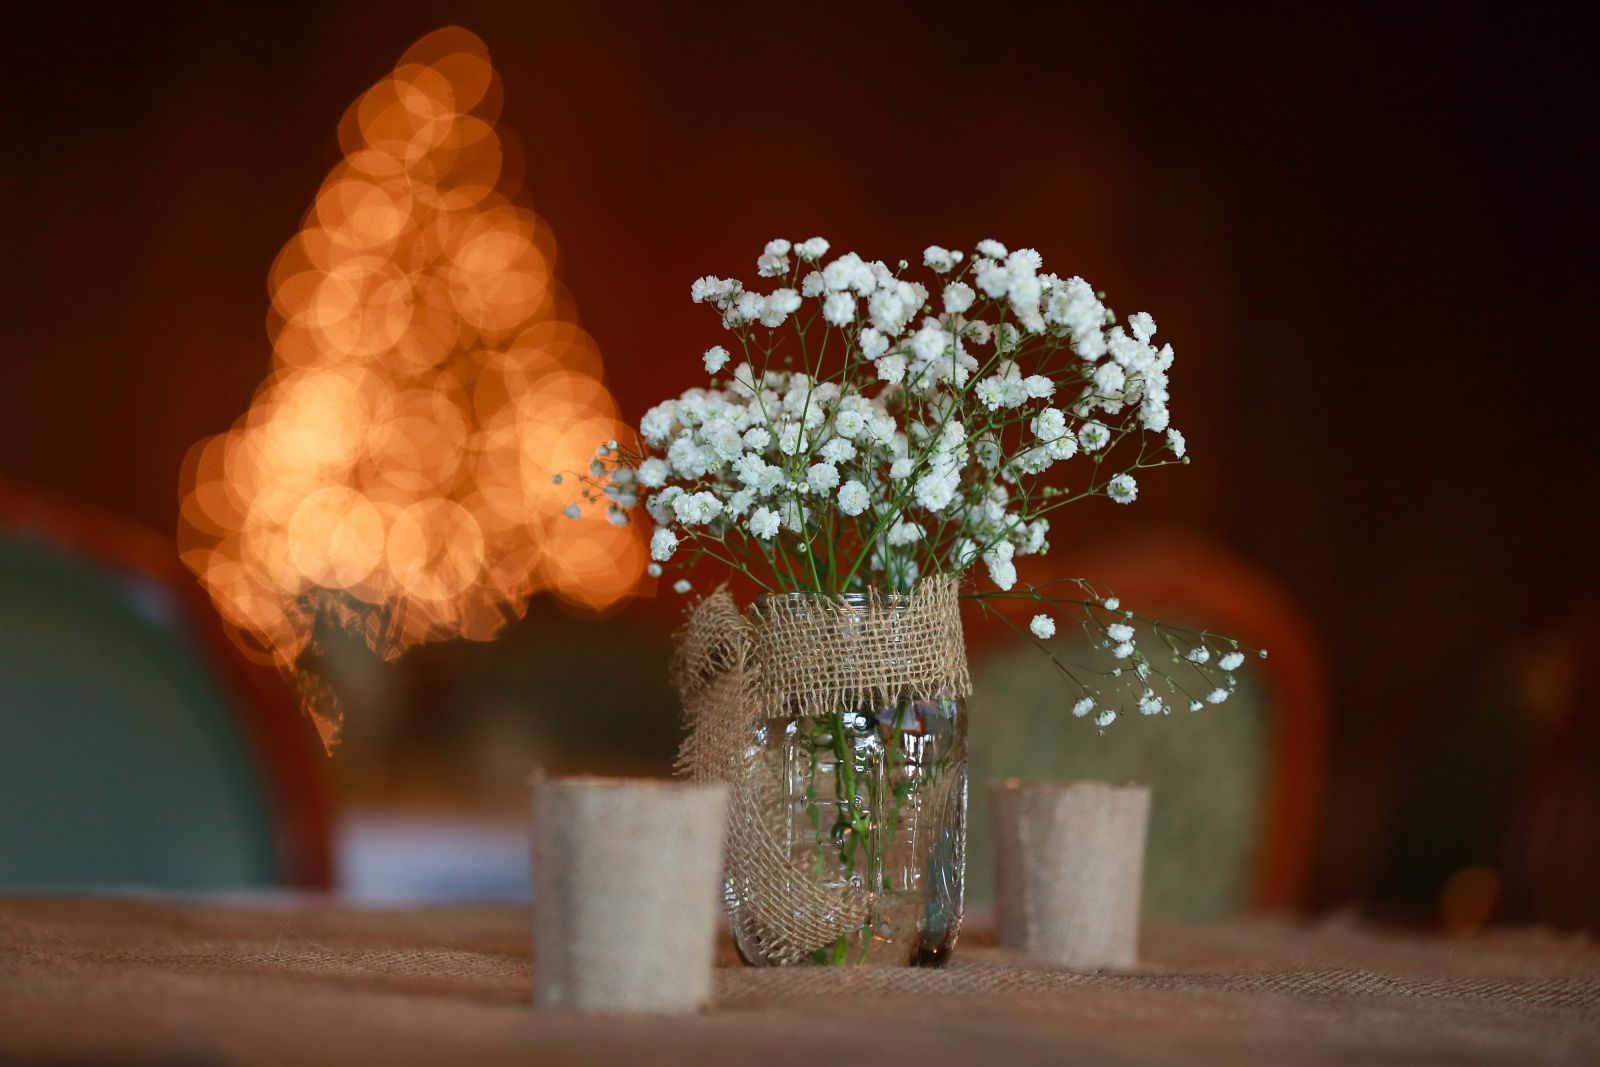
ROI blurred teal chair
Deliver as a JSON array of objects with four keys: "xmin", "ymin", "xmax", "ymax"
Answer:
[
  {"xmin": 966, "ymin": 534, "xmax": 1326, "ymax": 920},
  {"xmin": 0, "ymin": 479, "xmax": 329, "ymax": 890}
]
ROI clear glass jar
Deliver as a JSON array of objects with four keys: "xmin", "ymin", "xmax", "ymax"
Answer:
[{"xmin": 728, "ymin": 592, "xmax": 968, "ymax": 966}]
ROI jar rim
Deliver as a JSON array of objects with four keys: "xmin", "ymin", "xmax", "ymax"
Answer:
[{"xmin": 754, "ymin": 590, "xmax": 912, "ymax": 609}]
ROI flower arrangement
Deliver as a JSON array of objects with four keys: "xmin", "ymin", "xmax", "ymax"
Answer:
[{"xmin": 574, "ymin": 237, "xmax": 1263, "ymax": 725}]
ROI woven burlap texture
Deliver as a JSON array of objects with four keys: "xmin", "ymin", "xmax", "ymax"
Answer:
[
  {"xmin": 670, "ymin": 577, "xmax": 972, "ymax": 964},
  {"xmin": 4, "ymin": 897, "xmax": 1598, "ymax": 1067},
  {"xmin": 993, "ymin": 781, "xmax": 1151, "ymax": 969},
  {"xmin": 532, "ymin": 778, "xmax": 727, "ymax": 1012}
]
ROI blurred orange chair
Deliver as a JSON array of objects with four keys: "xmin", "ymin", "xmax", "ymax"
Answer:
[
  {"xmin": 0, "ymin": 477, "xmax": 329, "ymax": 890},
  {"xmin": 965, "ymin": 532, "xmax": 1327, "ymax": 918}
]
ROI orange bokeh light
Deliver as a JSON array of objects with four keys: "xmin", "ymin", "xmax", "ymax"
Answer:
[{"xmin": 178, "ymin": 27, "xmax": 644, "ymax": 745}]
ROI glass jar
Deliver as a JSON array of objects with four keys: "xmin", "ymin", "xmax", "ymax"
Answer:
[{"xmin": 728, "ymin": 592, "xmax": 968, "ymax": 966}]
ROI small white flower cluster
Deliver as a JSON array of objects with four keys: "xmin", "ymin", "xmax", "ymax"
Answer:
[
  {"xmin": 597, "ymin": 239, "xmax": 1185, "ymax": 593},
  {"xmin": 572, "ymin": 238, "xmax": 1244, "ymax": 727},
  {"xmin": 1023, "ymin": 590, "xmax": 1263, "ymax": 730}
]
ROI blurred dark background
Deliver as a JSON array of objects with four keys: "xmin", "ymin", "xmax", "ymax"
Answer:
[{"xmin": 1, "ymin": 3, "xmax": 1595, "ymax": 923}]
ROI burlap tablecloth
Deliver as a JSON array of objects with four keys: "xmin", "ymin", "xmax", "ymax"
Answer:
[{"xmin": 1, "ymin": 895, "xmax": 1596, "ymax": 1065}]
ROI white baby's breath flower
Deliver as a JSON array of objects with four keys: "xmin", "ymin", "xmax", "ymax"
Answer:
[
  {"xmin": 1112, "ymin": 641, "xmax": 1135, "ymax": 659},
  {"xmin": 672, "ymin": 490, "xmax": 723, "ymax": 525},
  {"xmin": 1103, "ymin": 597, "xmax": 1120, "ymax": 610},
  {"xmin": 833, "ymin": 409, "xmax": 867, "ymax": 440},
  {"xmin": 923, "ymin": 245, "xmax": 962, "ymax": 272},
  {"xmin": 836, "ymin": 479, "xmax": 869, "ymax": 516},
  {"xmin": 1107, "ymin": 622, "xmax": 1135, "ymax": 642},
  {"xmin": 983, "ymin": 541, "xmax": 1016, "ymax": 590},
  {"xmin": 1218, "ymin": 650, "xmax": 1245, "ymax": 671},
  {"xmin": 748, "ymin": 506, "xmax": 781, "ymax": 540},
  {"xmin": 805, "ymin": 462, "xmax": 840, "ymax": 493},
  {"xmin": 1107, "ymin": 473, "xmax": 1138, "ymax": 504},
  {"xmin": 887, "ymin": 519, "xmax": 924, "ymax": 546},
  {"xmin": 635, "ymin": 458, "xmax": 670, "ymax": 488},
  {"xmin": 875, "ymin": 354, "xmax": 907, "ymax": 384},
  {"xmin": 942, "ymin": 281, "xmax": 975, "ymax": 314},
  {"xmin": 795, "ymin": 237, "xmax": 829, "ymax": 261},
  {"xmin": 915, "ymin": 472, "xmax": 958, "ymax": 513},
  {"xmin": 1186, "ymin": 646, "xmax": 1211, "ymax": 663},
  {"xmin": 1024, "ymin": 375, "xmax": 1055, "ymax": 399},
  {"xmin": 650, "ymin": 527, "xmax": 678, "ymax": 561},
  {"xmin": 976, "ymin": 238, "xmax": 1008, "ymax": 258},
  {"xmin": 673, "ymin": 579, "xmax": 692, "ymax": 594},
  {"xmin": 974, "ymin": 259, "xmax": 1010, "ymax": 298},
  {"xmin": 1030, "ymin": 614, "xmax": 1056, "ymax": 639},
  {"xmin": 757, "ymin": 238, "xmax": 792, "ymax": 275},
  {"xmin": 1206, "ymin": 687, "xmax": 1230, "ymax": 705},
  {"xmin": 1095, "ymin": 709, "xmax": 1117, "ymax": 727},
  {"xmin": 1031, "ymin": 407, "xmax": 1067, "ymax": 442},
  {"xmin": 1072, "ymin": 697, "xmax": 1094, "ymax": 718},
  {"xmin": 1078, "ymin": 421, "xmax": 1110, "ymax": 451},
  {"xmin": 858, "ymin": 327, "xmax": 889, "ymax": 360},
  {"xmin": 800, "ymin": 271, "xmax": 824, "ymax": 297},
  {"xmin": 822, "ymin": 292, "xmax": 855, "ymax": 326},
  {"xmin": 741, "ymin": 426, "xmax": 772, "ymax": 450},
  {"xmin": 646, "ymin": 563, "xmax": 662, "ymax": 577},
  {"xmin": 1167, "ymin": 428, "xmax": 1187, "ymax": 458},
  {"xmin": 1129, "ymin": 311, "xmax": 1156, "ymax": 342}
]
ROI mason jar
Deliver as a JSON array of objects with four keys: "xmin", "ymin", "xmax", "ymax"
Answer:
[{"xmin": 727, "ymin": 592, "xmax": 968, "ymax": 966}]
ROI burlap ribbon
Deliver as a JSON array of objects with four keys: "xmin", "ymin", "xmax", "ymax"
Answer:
[{"xmin": 671, "ymin": 577, "xmax": 972, "ymax": 964}]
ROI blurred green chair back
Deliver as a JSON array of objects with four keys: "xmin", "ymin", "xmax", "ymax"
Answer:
[
  {"xmin": 0, "ymin": 483, "xmax": 328, "ymax": 890},
  {"xmin": 965, "ymin": 535, "xmax": 1325, "ymax": 920}
]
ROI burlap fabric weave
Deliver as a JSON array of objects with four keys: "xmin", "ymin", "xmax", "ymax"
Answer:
[
  {"xmin": 670, "ymin": 577, "xmax": 971, "ymax": 963},
  {"xmin": 3, "ymin": 897, "xmax": 1598, "ymax": 1066},
  {"xmin": 993, "ymin": 781, "xmax": 1151, "ymax": 970}
]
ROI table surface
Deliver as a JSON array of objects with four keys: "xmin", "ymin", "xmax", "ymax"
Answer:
[{"xmin": 2, "ymin": 894, "xmax": 1597, "ymax": 1066}]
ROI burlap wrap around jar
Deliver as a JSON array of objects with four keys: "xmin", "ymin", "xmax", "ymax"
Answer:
[{"xmin": 673, "ymin": 577, "xmax": 972, "ymax": 966}]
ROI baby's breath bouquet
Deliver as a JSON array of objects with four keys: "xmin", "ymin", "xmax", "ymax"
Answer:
[{"xmin": 574, "ymin": 237, "xmax": 1261, "ymax": 965}]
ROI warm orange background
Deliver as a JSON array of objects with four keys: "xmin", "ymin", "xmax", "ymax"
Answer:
[{"xmin": 2, "ymin": 4, "xmax": 1594, "ymax": 918}]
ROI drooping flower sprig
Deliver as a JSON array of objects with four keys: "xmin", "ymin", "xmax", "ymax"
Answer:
[{"xmin": 568, "ymin": 237, "xmax": 1261, "ymax": 725}]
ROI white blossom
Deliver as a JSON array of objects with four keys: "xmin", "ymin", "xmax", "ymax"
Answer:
[
  {"xmin": 1186, "ymin": 646, "xmax": 1211, "ymax": 664},
  {"xmin": 983, "ymin": 541, "xmax": 1016, "ymax": 590},
  {"xmin": 748, "ymin": 506, "xmax": 781, "ymax": 539},
  {"xmin": 1167, "ymin": 428, "xmax": 1186, "ymax": 458},
  {"xmin": 1206, "ymin": 688, "xmax": 1230, "ymax": 705},
  {"xmin": 822, "ymin": 291, "xmax": 855, "ymax": 326},
  {"xmin": 795, "ymin": 237, "xmax": 829, "ymax": 261},
  {"xmin": 1078, "ymin": 421, "xmax": 1110, "ymax": 451},
  {"xmin": 1030, "ymin": 613, "xmax": 1056, "ymax": 639},
  {"xmin": 1219, "ymin": 651, "xmax": 1245, "ymax": 671},
  {"xmin": 1107, "ymin": 473, "xmax": 1138, "ymax": 504},
  {"xmin": 836, "ymin": 480, "xmax": 870, "ymax": 516},
  {"xmin": 805, "ymin": 462, "xmax": 840, "ymax": 493},
  {"xmin": 1107, "ymin": 622, "xmax": 1135, "ymax": 642},
  {"xmin": 1072, "ymin": 697, "xmax": 1094, "ymax": 718},
  {"xmin": 650, "ymin": 527, "xmax": 678, "ymax": 561},
  {"xmin": 943, "ymin": 282, "xmax": 975, "ymax": 314},
  {"xmin": 673, "ymin": 579, "xmax": 692, "ymax": 594},
  {"xmin": 1129, "ymin": 311, "xmax": 1156, "ymax": 342},
  {"xmin": 887, "ymin": 519, "xmax": 924, "ymax": 546},
  {"xmin": 976, "ymin": 238, "xmax": 1008, "ymax": 258},
  {"xmin": 923, "ymin": 245, "xmax": 962, "ymax": 272}
]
